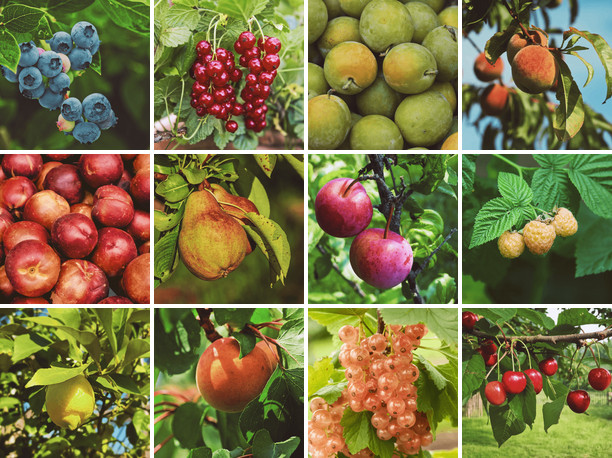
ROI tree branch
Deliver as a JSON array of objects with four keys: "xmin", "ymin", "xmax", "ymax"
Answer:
[
  {"xmin": 468, "ymin": 328, "xmax": 612, "ymax": 344},
  {"xmin": 196, "ymin": 308, "xmax": 222, "ymax": 342}
]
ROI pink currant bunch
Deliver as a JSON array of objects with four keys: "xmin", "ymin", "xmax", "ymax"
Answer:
[
  {"xmin": 189, "ymin": 40, "xmax": 243, "ymax": 133},
  {"xmin": 233, "ymin": 31, "xmax": 281, "ymax": 133},
  {"xmin": 308, "ymin": 323, "xmax": 433, "ymax": 457}
]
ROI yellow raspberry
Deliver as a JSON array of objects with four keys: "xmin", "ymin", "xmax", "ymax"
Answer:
[
  {"xmin": 552, "ymin": 207, "xmax": 578, "ymax": 237},
  {"xmin": 498, "ymin": 231, "xmax": 525, "ymax": 259},
  {"xmin": 523, "ymin": 220, "xmax": 556, "ymax": 255}
]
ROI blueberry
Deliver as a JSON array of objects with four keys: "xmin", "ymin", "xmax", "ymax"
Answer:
[
  {"xmin": 95, "ymin": 109, "xmax": 118, "ymax": 130},
  {"xmin": 1, "ymin": 66, "xmax": 18, "ymax": 83},
  {"xmin": 19, "ymin": 41, "xmax": 39, "ymax": 67},
  {"xmin": 88, "ymin": 38, "xmax": 101, "ymax": 56},
  {"xmin": 39, "ymin": 88, "xmax": 64, "ymax": 111},
  {"xmin": 73, "ymin": 122, "xmax": 101, "ymax": 144},
  {"xmin": 69, "ymin": 47, "xmax": 92, "ymax": 71},
  {"xmin": 49, "ymin": 31, "xmax": 73, "ymax": 54},
  {"xmin": 37, "ymin": 51, "xmax": 63, "ymax": 78},
  {"xmin": 63, "ymin": 117, "xmax": 84, "ymax": 136},
  {"xmin": 18, "ymin": 66, "xmax": 43, "ymax": 89},
  {"xmin": 61, "ymin": 97, "xmax": 83, "ymax": 122},
  {"xmin": 49, "ymin": 72, "xmax": 71, "ymax": 94},
  {"xmin": 20, "ymin": 82, "xmax": 45, "ymax": 99},
  {"xmin": 82, "ymin": 93, "xmax": 111, "ymax": 123},
  {"xmin": 71, "ymin": 22, "xmax": 98, "ymax": 49}
]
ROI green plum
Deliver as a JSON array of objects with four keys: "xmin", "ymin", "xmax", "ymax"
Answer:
[
  {"xmin": 350, "ymin": 115, "xmax": 404, "ymax": 149},
  {"xmin": 309, "ymin": 0, "xmax": 328, "ymax": 44},
  {"xmin": 323, "ymin": 0, "xmax": 343, "ymax": 18},
  {"xmin": 422, "ymin": 26, "xmax": 458, "ymax": 82},
  {"xmin": 405, "ymin": 0, "xmax": 444, "ymax": 13},
  {"xmin": 404, "ymin": 2, "xmax": 440, "ymax": 44},
  {"xmin": 382, "ymin": 43, "xmax": 437, "ymax": 94},
  {"xmin": 324, "ymin": 41, "xmax": 377, "ymax": 94},
  {"xmin": 429, "ymin": 81, "xmax": 456, "ymax": 112},
  {"xmin": 438, "ymin": 6, "xmax": 458, "ymax": 28},
  {"xmin": 308, "ymin": 63, "xmax": 330, "ymax": 99},
  {"xmin": 317, "ymin": 17, "xmax": 362, "ymax": 58},
  {"xmin": 360, "ymin": 0, "xmax": 414, "ymax": 52},
  {"xmin": 394, "ymin": 89, "xmax": 452, "ymax": 147},
  {"xmin": 337, "ymin": 112, "xmax": 362, "ymax": 149},
  {"xmin": 309, "ymin": 95, "xmax": 352, "ymax": 149},
  {"xmin": 339, "ymin": 0, "xmax": 372, "ymax": 17},
  {"xmin": 355, "ymin": 75, "xmax": 402, "ymax": 118}
]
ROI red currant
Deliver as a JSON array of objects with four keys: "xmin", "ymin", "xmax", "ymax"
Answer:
[
  {"xmin": 230, "ymin": 68, "xmax": 243, "ymax": 82},
  {"xmin": 259, "ymin": 84, "xmax": 271, "ymax": 98},
  {"xmin": 246, "ymin": 73, "xmax": 257, "ymax": 85},
  {"xmin": 213, "ymin": 88, "xmax": 228, "ymax": 103},
  {"xmin": 215, "ymin": 48, "xmax": 229, "ymax": 61},
  {"xmin": 238, "ymin": 55, "xmax": 248, "ymax": 67},
  {"xmin": 244, "ymin": 47, "xmax": 261, "ymax": 60},
  {"xmin": 195, "ymin": 106, "xmax": 207, "ymax": 117},
  {"xmin": 245, "ymin": 118, "xmax": 256, "ymax": 130},
  {"xmin": 248, "ymin": 58, "xmax": 263, "ymax": 74},
  {"xmin": 194, "ymin": 65, "xmax": 208, "ymax": 83},
  {"xmin": 190, "ymin": 98, "xmax": 199, "ymax": 108},
  {"xmin": 192, "ymin": 81, "xmax": 207, "ymax": 95},
  {"xmin": 258, "ymin": 72, "xmax": 274, "ymax": 85},
  {"xmin": 198, "ymin": 93, "xmax": 214, "ymax": 108},
  {"xmin": 224, "ymin": 59, "xmax": 235, "ymax": 71},
  {"xmin": 264, "ymin": 36, "xmax": 282, "ymax": 54},
  {"xmin": 196, "ymin": 40, "xmax": 212, "ymax": 56},
  {"xmin": 231, "ymin": 104, "xmax": 244, "ymax": 116},
  {"xmin": 213, "ymin": 72, "xmax": 229, "ymax": 86},
  {"xmin": 208, "ymin": 104, "xmax": 222, "ymax": 116},
  {"xmin": 233, "ymin": 41, "xmax": 244, "ymax": 54},
  {"xmin": 225, "ymin": 120, "xmax": 238, "ymax": 133},
  {"xmin": 206, "ymin": 61, "xmax": 224, "ymax": 77},
  {"xmin": 262, "ymin": 54, "xmax": 280, "ymax": 71},
  {"xmin": 238, "ymin": 31, "xmax": 256, "ymax": 49}
]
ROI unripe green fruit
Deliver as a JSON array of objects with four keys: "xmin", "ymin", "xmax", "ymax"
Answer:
[
  {"xmin": 337, "ymin": 113, "xmax": 362, "ymax": 149},
  {"xmin": 323, "ymin": 0, "xmax": 343, "ymax": 18},
  {"xmin": 430, "ymin": 81, "xmax": 456, "ymax": 112},
  {"xmin": 309, "ymin": 0, "xmax": 328, "ymax": 44},
  {"xmin": 511, "ymin": 46, "xmax": 557, "ymax": 94},
  {"xmin": 317, "ymin": 17, "xmax": 362, "ymax": 58},
  {"xmin": 404, "ymin": 2, "xmax": 439, "ymax": 44},
  {"xmin": 360, "ymin": 0, "xmax": 414, "ymax": 52},
  {"xmin": 405, "ymin": 0, "xmax": 443, "ymax": 13},
  {"xmin": 324, "ymin": 41, "xmax": 377, "ymax": 94},
  {"xmin": 422, "ymin": 26, "xmax": 458, "ymax": 82},
  {"xmin": 383, "ymin": 43, "xmax": 438, "ymax": 94},
  {"xmin": 350, "ymin": 115, "xmax": 404, "ymax": 149},
  {"xmin": 308, "ymin": 63, "xmax": 330, "ymax": 99},
  {"xmin": 507, "ymin": 30, "xmax": 548, "ymax": 64},
  {"xmin": 339, "ymin": 0, "xmax": 372, "ymax": 17},
  {"xmin": 355, "ymin": 75, "xmax": 402, "ymax": 118},
  {"xmin": 394, "ymin": 89, "xmax": 452, "ymax": 146},
  {"xmin": 438, "ymin": 6, "xmax": 458, "ymax": 28},
  {"xmin": 309, "ymin": 94, "xmax": 352, "ymax": 149},
  {"xmin": 46, "ymin": 375, "xmax": 95, "ymax": 430}
]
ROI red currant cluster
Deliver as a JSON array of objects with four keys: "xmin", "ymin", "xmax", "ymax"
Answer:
[
  {"xmin": 308, "ymin": 324, "xmax": 433, "ymax": 457},
  {"xmin": 188, "ymin": 32, "xmax": 281, "ymax": 134},
  {"xmin": 234, "ymin": 31, "xmax": 281, "ymax": 132}
]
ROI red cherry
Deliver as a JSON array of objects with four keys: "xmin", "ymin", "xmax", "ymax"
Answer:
[
  {"xmin": 230, "ymin": 69, "xmax": 243, "ymax": 82},
  {"xmin": 215, "ymin": 48, "xmax": 229, "ymax": 61},
  {"xmin": 244, "ymin": 47, "xmax": 261, "ymax": 60},
  {"xmin": 259, "ymin": 72, "xmax": 274, "ymax": 85},
  {"xmin": 190, "ymin": 98, "xmax": 199, "ymax": 108},
  {"xmin": 238, "ymin": 31, "xmax": 256, "ymax": 49},
  {"xmin": 225, "ymin": 120, "xmax": 238, "ymax": 133},
  {"xmin": 462, "ymin": 311, "xmax": 478, "ymax": 331},
  {"xmin": 248, "ymin": 58, "xmax": 263, "ymax": 74},
  {"xmin": 195, "ymin": 106, "xmax": 207, "ymax": 117},
  {"xmin": 213, "ymin": 88, "xmax": 228, "ymax": 103},
  {"xmin": 538, "ymin": 358, "xmax": 558, "ymax": 376},
  {"xmin": 196, "ymin": 40, "xmax": 212, "ymax": 56},
  {"xmin": 208, "ymin": 104, "xmax": 222, "ymax": 116},
  {"xmin": 262, "ymin": 54, "xmax": 280, "ymax": 71},
  {"xmin": 476, "ymin": 348, "xmax": 497, "ymax": 366},
  {"xmin": 233, "ymin": 41, "xmax": 244, "ymax": 54},
  {"xmin": 567, "ymin": 390, "xmax": 590, "ymax": 413},
  {"xmin": 588, "ymin": 368, "xmax": 611, "ymax": 391},
  {"xmin": 198, "ymin": 93, "xmax": 214, "ymax": 108},
  {"xmin": 263, "ymin": 37, "xmax": 282, "ymax": 54},
  {"xmin": 206, "ymin": 61, "xmax": 224, "ymax": 77},
  {"xmin": 480, "ymin": 340, "xmax": 497, "ymax": 356},
  {"xmin": 502, "ymin": 371, "xmax": 527, "ymax": 394},
  {"xmin": 213, "ymin": 72, "xmax": 229, "ymax": 86},
  {"xmin": 192, "ymin": 81, "xmax": 207, "ymax": 95},
  {"xmin": 484, "ymin": 381, "xmax": 506, "ymax": 405},
  {"xmin": 524, "ymin": 369, "xmax": 543, "ymax": 394},
  {"xmin": 231, "ymin": 104, "xmax": 244, "ymax": 116}
]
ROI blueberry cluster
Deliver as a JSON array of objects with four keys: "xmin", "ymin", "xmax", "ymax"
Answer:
[{"xmin": 0, "ymin": 21, "xmax": 117, "ymax": 144}]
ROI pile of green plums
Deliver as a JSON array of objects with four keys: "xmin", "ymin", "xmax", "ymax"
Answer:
[{"xmin": 308, "ymin": 0, "xmax": 458, "ymax": 150}]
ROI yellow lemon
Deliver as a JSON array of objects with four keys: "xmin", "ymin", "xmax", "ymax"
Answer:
[{"xmin": 45, "ymin": 374, "xmax": 95, "ymax": 429}]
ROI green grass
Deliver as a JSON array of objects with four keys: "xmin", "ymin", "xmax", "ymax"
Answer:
[{"xmin": 463, "ymin": 405, "xmax": 612, "ymax": 457}]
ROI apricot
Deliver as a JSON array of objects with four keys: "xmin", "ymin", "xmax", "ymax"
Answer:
[
  {"xmin": 360, "ymin": 0, "xmax": 414, "ymax": 52},
  {"xmin": 350, "ymin": 115, "xmax": 403, "ymax": 150},
  {"xmin": 196, "ymin": 337, "xmax": 276, "ymax": 412},
  {"xmin": 473, "ymin": 52, "xmax": 503, "ymax": 82},
  {"xmin": 317, "ymin": 17, "xmax": 362, "ymax": 58},
  {"xmin": 309, "ymin": 95, "xmax": 352, "ymax": 149},
  {"xmin": 480, "ymin": 84, "xmax": 510, "ymax": 116},
  {"xmin": 324, "ymin": 41, "xmax": 377, "ymax": 95},
  {"xmin": 383, "ymin": 43, "xmax": 438, "ymax": 94},
  {"xmin": 507, "ymin": 30, "xmax": 548, "ymax": 64},
  {"xmin": 511, "ymin": 46, "xmax": 557, "ymax": 94}
]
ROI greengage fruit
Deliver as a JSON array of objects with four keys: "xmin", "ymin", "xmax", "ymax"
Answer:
[
  {"xmin": 350, "ymin": 115, "xmax": 403, "ymax": 150},
  {"xmin": 309, "ymin": 0, "xmax": 329, "ymax": 44},
  {"xmin": 406, "ymin": 0, "xmax": 443, "ymax": 14},
  {"xmin": 324, "ymin": 41, "xmax": 377, "ymax": 95},
  {"xmin": 339, "ymin": 0, "xmax": 373, "ymax": 18},
  {"xmin": 317, "ymin": 17, "xmax": 362, "ymax": 58},
  {"xmin": 309, "ymin": 95, "xmax": 352, "ymax": 149},
  {"xmin": 382, "ymin": 43, "xmax": 438, "ymax": 94},
  {"xmin": 438, "ymin": 6, "xmax": 458, "ymax": 28},
  {"xmin": 404, "ymin": 1, "xmax": 439, "ymax": 44},
  {"xmin": 422, "ymin": 25, "xmax": 458, "ymax": 82},
  {"xmin": 308, "ymin": 63, "xmax": 330, "ymax": 99},
  {"xmin": 430, "ymin": 81, "xmax": 457, "ymax": 112},
  {"xmin": 360, "ymin": 0, "xmax": 414, "ymax": 52},
  {"xmin": 355, "ymin": 75, "xmax": 402, "ymax": 118},
  {"xmin": 394, "ymin": 89, "xmax": 452, "ymax": 146}
]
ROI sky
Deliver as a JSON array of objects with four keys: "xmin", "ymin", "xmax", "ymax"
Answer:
[{"xmin": 463, "ymin": 0, "xmax": 612, "ymax": 149}]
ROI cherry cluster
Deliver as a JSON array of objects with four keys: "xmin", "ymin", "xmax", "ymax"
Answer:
[
  {"xmin": 308, "ymin": 324, "xmax": 432, "ymax": 457},
  {"xmin": 234, "ymin": 31, "xmax": 281, "ymax": 132},
  {"xmin": 189, "ymin": 31, "xmax": 281, "ymax": 134}
]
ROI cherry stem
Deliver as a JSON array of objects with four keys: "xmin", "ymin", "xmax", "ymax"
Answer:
[
  {"xmin": 342, "ymin": 178, "xmax": 361, "ymax": 198},
  {"xmin": 196, "ymin": 308, "xmax": 222, "ymax": 342},
  {"xmin": 383, "ymin": 203, "xmax": 395, "ymax": 239},
  {"xmin": 154, "ymin": 390, "xmax": 192, "ymax": 402},
  {"xmin": 515, "ymin": 338, "xmax": 530, "ymax": 369},
  {"xmin": 153, "ymin": 434, "xmax": 174, "ymax": 454},
  {"xmin": 154, "ymin": 411, "xmax": 174, "ymax": 424}
]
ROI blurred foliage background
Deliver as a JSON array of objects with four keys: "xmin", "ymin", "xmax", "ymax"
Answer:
[{"xmin": 0, "ymin": 2, "xmax": 149, "ymax": 150}]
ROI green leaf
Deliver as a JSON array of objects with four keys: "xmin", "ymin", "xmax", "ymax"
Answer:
[
  {"xmin": 12, "ymin": 333, "xmax": 51, "ymax": 362},
  {"xmin": 462, "ymin": 154, "xmax": 477, "ymax": 194},
  {"xmin": 251, "ymin": 429, "xmax": 300, "ymax": 457},
  {"xmin": 542, "ymin": 381, "xmax": 569, "ymax": 433},
  {"xmin": 97, "ymin": 0, "xmax": 150, "ymax": 36},
  {"xmin": 156, "ymin": 173, "xmax": 191, "ymax": 203},
  {"xmin": 469, "ymin": 197, "xmax": 526, "ymax": 248},
  {"xmin": 25, "ymin": 365, "xmax": 87, "ymax": 388},
  {"xmin": 282, "ymin": 154, "xmax": 304, "ymax": 179},
  {"xmin": 576, "ymin": 215, "xmax": 612, "ymax": 277},
  {"xmin": 173, "ymin": 402, "xmax": 205, "ymax": 449},
  {"xmin": 489, "ymin": 404, "xmax": 526, "ymax": 447},
  {"xmin": 381, "ymin": 308, "xmax": 457, "ymax": 345},
  {"xmin": 462, "ymin": 354, "xmax": 486, "ymax": 405},
  {"xmin": 254, "ymin": 154, "xmax": 277, "ymax": 178},
  {"xmin": 308, "ymin": 357, "xmax": 336, "ymax": 397},
  {"xmin": 93, "ymin": 309, "xmax": 117, "ymax": 355},
  {"xmin": 0, "ymin": 29, "xmax": 20, "ymax": 70},
  {"xmin": 340, "ymin": 408, "xmax": 373, "ymax": 454},
  {"xmin": 498, "ymin": 172, "xmax": 533, "ymax": 206},
  {"xmin": 568, "ymin": 154, "xmax": 612, "ymax": 218},
  {"xmin": 2, "ymin": 4, "xmax": 44, "ymax": 33},
  {"xmin": 119, "ymin": 339, "xmax": 150, "ymax": 370}
]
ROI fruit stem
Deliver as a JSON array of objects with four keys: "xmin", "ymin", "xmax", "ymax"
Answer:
[
  {"xmin": 342, "ymin": 77, "xmax": 361, "ymax": 92},
  {"xmin": 342, "ymin": 178, "xmax": 361, "ymax": 197},
  {"xmin": 383, "ymin": 204, "xmax": 395, "ymax": 239},
  {"xmin": 153, "ymin": 434, "xmax": 174, "ymax": 454},
  {"xmin": 196, "ymin": 308, "xmax": 223, "ymax": 342}
]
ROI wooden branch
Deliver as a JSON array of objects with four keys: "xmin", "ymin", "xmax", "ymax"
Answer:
[
  {"xmin": 196, "ymin": 308, "xmax": 222, "ymax": 342},
  {"xmin": 468, "ymin": 328, "xmax": 612, "ymax": 344}
]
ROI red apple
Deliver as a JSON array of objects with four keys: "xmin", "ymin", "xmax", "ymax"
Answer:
[
  {"xmin": 51, "ymin": 213, "xmax": 98, "ymax": 258},
  {"xmin": 78, "ymin": 154, "xmax": 124, "ymax": 188},
  {"xmin": 90, "ymin": 228, "xmax": 137, "ymax": 278},
  {"xmin": 50, "ymin": 259, "xmax": 109, "ymax": 304},
  {"xmin": 92, "ymin": 185, "xmax": 135, "ymax": 228},
  {"xmin": 5, "ymin": 240, "xmax": 60, "ymax": 297},
  {"xmin": 349, "ymin": 227, "xmax": 413, "ymax": 289},
  {"xmin": 315, "ymin": 177, "xmax": 373, "ymax": 237}
]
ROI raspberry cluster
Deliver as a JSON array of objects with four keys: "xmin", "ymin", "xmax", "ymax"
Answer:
[
  {"xmin": 189, "ymin": 32, "xmax": 281, "ymax": 134},
  {"xmin": 0, "ymin": 22, "xmax": 117, "ymax": 144},
  {"xmin": 308, "ymin": 324, "xmax": 433, "ymax": 457}
]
